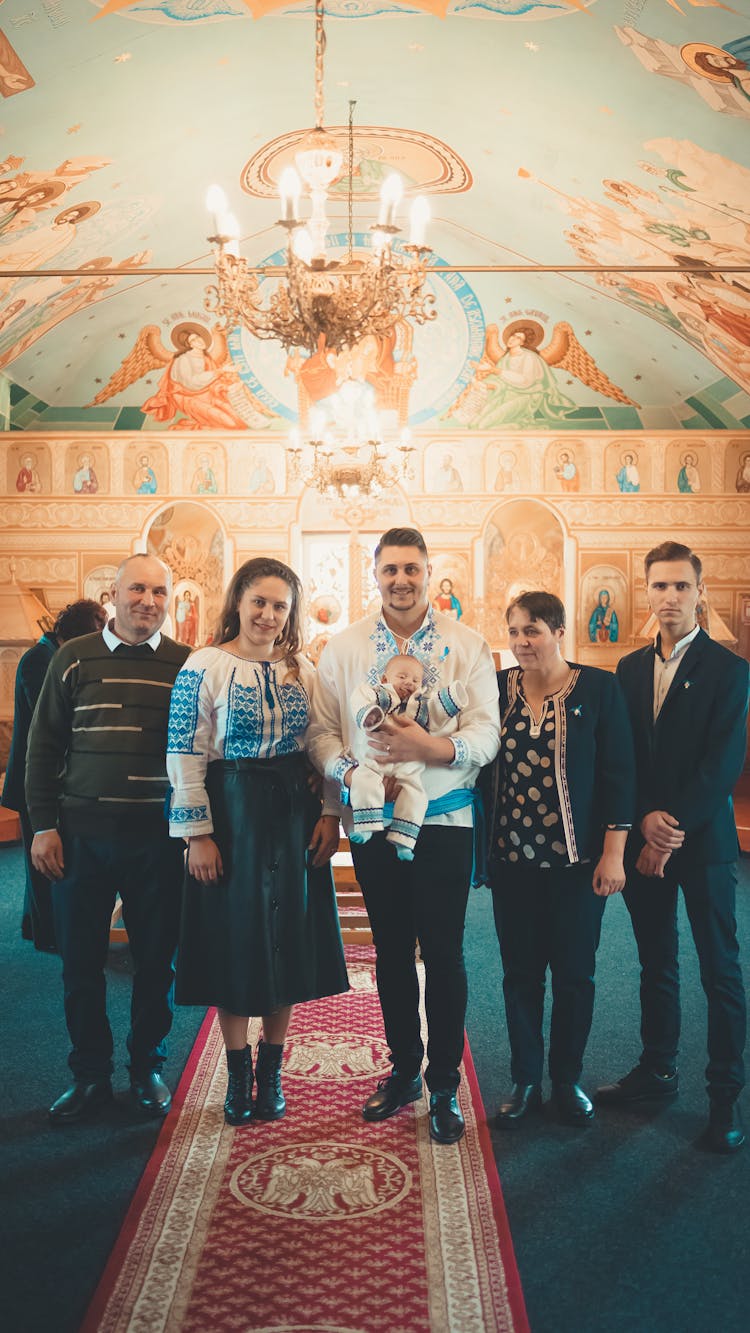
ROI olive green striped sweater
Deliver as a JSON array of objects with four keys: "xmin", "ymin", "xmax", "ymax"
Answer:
[{"xmin": 26, "ymin": 632, "xmax": 191, "ymax": 837}]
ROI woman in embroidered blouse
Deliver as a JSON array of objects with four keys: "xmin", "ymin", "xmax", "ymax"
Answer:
[
  {"xmin": 487, "ymin": 591, "xmax": 635, "ymax": 1130},
  {"xmin": 167, "ymin": 558, "xmax": 348, "ymax": 1127}
]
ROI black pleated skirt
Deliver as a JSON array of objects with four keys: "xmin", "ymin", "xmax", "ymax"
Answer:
[{"xmin": 176, "ymin": 752, "xmax": 349, "ymax": 1014}]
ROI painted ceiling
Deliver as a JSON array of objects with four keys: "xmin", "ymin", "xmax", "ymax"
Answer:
[{"xmin": 1, "ymin": 0, "xmax": 749, "ymax": 434}]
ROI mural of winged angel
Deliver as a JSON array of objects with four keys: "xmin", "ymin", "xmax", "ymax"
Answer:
[
  {"xmin": 88, "ymin": 321, "xmax": 274, "ymax": 430},
  {"xmin": 445, "ymin": 319, "xmax": 636, "ymax": 429}
]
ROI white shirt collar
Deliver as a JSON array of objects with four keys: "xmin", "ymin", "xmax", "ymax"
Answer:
[
  {"xmin": 655, "ymin": 623, "xmax": 700, "ymax": 662},
  {"xmin": 102, "ymin": 619, "xmax": 162, "ymax": 653}
]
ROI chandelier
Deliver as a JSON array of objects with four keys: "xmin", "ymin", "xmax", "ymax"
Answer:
[
  {"xmin": 204, "ymin": 0, "xmax": 436, "ymax": 355},
  {"xmin": 288, "ymin": 380, "xmax": 414, "ymax": 500}
]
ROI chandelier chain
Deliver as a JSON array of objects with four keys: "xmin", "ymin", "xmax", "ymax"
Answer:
[
  {"xmin": 347, "ymin": 99, "xmax": 355, "ymax": 264},
  {"xmin": 314, "ymin": 0, "xmax": 326, "ymax": 130}
]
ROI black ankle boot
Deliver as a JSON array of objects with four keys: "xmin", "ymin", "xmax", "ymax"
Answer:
[
  {"xmin": 254, "ymin": 1040, "xmax": 286, "ymax": 1120},
  {"xmin": 224, "ymin": 1045, "xmax": 253, "ymax": 1126}
]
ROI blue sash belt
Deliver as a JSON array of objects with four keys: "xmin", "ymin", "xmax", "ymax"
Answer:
[{"xmin": 380, "ymin": 786, "xmax": 487, "ymax": 888}]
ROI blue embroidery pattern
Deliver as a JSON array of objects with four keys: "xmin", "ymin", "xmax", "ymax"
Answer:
[
  {"xmin": 171, "ymin": 804, "xmax": 209, "ymax": 824},
  {"xmin": 389, "ymin": 817, "xmax": 420, "ymax": 839},
  {"xmin": 437, "ymin": 685, "xmax": 461, "ymax": 719},
  {"xmin": 276, "ymin": 680, "xmax": 309, "ymax": 755},
  {"xmin": 167, "ymin": 669, "xmax": 204, "ymax": 754},
  {"xmin": 225, "ymin": 674, "xmax": 265, "ymax": 759},
  {"xmin": 450, "ymin": 735, "xmax": 469, "ymax": 768},
  {"xmin": 368, "ymin": 610, "xmax": 442, "ymax": 691}
]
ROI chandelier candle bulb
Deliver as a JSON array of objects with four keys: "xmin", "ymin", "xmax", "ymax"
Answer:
[
  {"xmin": 409, "ymin": 197, "xmax": 430, "ymax": 248},
  {"xmin": 279, "ymin": 167, "xmax": 301, "ymax": 225},
  {"xmin": 378, "ymin": 173, "xmax": 403, "ymax": 228},
  {"xmin": 206, "ymin": 183, "xmax": 230, "ymax": 239},
  {"xmin": 223, "ymin": 213, "xmax": 241, "ymax": 258}
]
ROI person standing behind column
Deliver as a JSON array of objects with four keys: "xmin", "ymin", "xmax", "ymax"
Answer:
[
  {"xmin": 307, "ymin": 527, "xmax": 500, "ymax": 1145},
  {"xmin": 595, "ymin": 541, "xmax": 749, "ymax": 1153},
  {"xmin": 26, "ymin": 555, "xmax": 191, "ymax": 1124},
  {"xmin": 2, "ymin": 598, "xmax": 107, "ymax": 951}
]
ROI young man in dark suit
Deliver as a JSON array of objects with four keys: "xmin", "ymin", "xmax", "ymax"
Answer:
[{"xmin": 596, "ymin": 541, "xmax": 749, "ymax": 1152}]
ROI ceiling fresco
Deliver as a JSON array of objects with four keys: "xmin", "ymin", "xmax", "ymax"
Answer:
[{"xmin": 0, "ymin": 0, "xmax": 749, "ymax": 433}]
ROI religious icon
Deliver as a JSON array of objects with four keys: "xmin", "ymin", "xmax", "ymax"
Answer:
[
  {"xmin": 677, "ymin": 451, "xmax": 701, "ymax": 493},
  {"xmin": 175, "ymin": 589, "xmax": 199, "ymax": 647},
  {"xmin": 588, "ymin": 589, "xmax": 619, "ymax": 644},
  {"xmin": 133, "ymin": 453, "xmax": 157, "ymax": 494},
  {"xmin": 554, "ymin": 449, "xmax": 579, "ymax": 492},
  {"xmin": 191, "ymin": 454, "xmax": 218, "ymax": 495},
  {"xmin": 735, "ymin": 452, "xmax": 750, "ymax": 494},
  {"xmin": 72, "ymin": 452, "xmax": 98, "ymax": 494},
  {"xmin": 434, "ymin": 453, "xmax": 464, "ymax": 494},
  {"xmin": 16, "ymin": 452, "xmax": 41, "ymax": 492},
  {"xmin": 493, "ymin": 450, "xmax": 519, "ymax": 493},
  {"xmin": 615, "ymin": 451, "xmax": 640, "ymax": 493},
  {"xmin": 433, "ymin": 577, "xmax": 463, "ymax": 620}
]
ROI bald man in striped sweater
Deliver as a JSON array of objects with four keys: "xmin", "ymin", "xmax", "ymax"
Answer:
[{"xmin": 27, "ymin": 555, "xmax": 191, "ymax": 1124}]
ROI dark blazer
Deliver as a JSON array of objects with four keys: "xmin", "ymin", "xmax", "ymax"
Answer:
[
  {"xmin": 616, "ymin": 628, "xmax": 750, "ymax": 866},
  {"xmin": 1, "ymin": 633, "xmax": 58, "ymax": 817},
  {"xmin": 484, "ymin": 663, "xmax": 635, "ymax": 871}
]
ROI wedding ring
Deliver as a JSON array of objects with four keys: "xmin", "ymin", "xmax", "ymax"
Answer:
[{"xmin": 386, "ymin": 745, "xmax": 391, "ymax": 753}]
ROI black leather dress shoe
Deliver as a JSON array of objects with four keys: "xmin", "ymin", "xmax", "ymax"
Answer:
[
  {"xmin": 494, "ymin": 1083, "xmax": 543, "ymax": 1130},
  {"xmin": 702, "ymin": 1102, "xmax": 745, "ymax": 1154},
  {"xmin": 49, "ymin": 1079, "xmax": 113, "ymax": 1125},
  {"xmin": 429, "ymin": 1091, "xmax": 465, "ymax": 1144},
  {"xmin": 595, "ymin": 1064, "xmax": 678, "ymax": 1106},
  {"xmin": 362, "ymin": 1072, "xmax": 422, "ymax": 1122},
  {"xmin": 554, "ymin": 1082, "xmax": 594, "ymax": 1125},
  {"xmin": 130, "ymin": 1071, "xmax": 172, "ymax": 1119}
]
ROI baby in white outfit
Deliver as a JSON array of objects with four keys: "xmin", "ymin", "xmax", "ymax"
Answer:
[{"xmin": 348, "ymin": 654, "xmax": 467, "ymax": 861}]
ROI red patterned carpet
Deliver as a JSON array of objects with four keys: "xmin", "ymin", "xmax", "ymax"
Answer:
[{"xmin": 82, "ymin": 947, "xmax": 528, "ymax": 1333}]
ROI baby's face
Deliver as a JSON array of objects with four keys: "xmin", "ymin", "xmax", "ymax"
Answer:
[{"xmin": 384, "ymin": 657, "xmax": 423, "ymax": 700}]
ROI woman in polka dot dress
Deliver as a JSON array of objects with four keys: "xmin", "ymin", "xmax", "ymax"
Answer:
[{"xmin": 486, "ymin": 591, "xmax": 635, "ymax": 1130}]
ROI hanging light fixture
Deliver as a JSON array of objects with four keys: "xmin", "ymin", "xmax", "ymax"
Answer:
[
  {"xmin": 288, "ymin": 380, "xmax": 415, "ymax": 500},
  {"xmin": 204, "ymin": 0, "xmax": 436, "ymax": 355}
]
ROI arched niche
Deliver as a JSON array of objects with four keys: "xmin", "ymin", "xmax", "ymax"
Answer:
[
  {"xmin": 83, "ymin": 563, "xmax": 118, "ymax": 610},
  {"xmin": 479, "ymin": 498, "xmax": 567, "ymax": 651},
  {"xmin": 141, "ymin": 501, "xmax": 229, "ymax": 646}
]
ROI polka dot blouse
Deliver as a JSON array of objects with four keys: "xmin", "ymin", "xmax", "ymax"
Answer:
[{"xmin": 494, "ymin": 683, "xmax": 569, "ymax": 868}]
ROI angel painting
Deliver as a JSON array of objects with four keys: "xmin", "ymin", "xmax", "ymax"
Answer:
[
  {"xmin": 616, "ymin": 27, "xmax": 750, "ymax": 120},
  {"xmin": 444, "ymin": 319, "xmax": 636, "ymax": 430},
  {"xmin": 88, "ymin": 322, "xmax": 275, "ymax": 431}
]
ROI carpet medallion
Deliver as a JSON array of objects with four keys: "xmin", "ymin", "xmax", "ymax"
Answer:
[{"xmin": 83, "ymin": 948, "xmax": 528, "ymax": 1333}]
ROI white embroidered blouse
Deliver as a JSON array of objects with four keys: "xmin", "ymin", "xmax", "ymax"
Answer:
[{"xmin": 166, "ymin": 646, "xmax": 328, "ymax": 838}]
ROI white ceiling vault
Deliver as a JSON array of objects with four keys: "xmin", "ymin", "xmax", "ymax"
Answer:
[{"xmin": 0, "ymin": 0, "xmax": 749, "ymax": 433}]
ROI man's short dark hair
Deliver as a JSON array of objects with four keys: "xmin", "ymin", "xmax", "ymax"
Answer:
[
  {"xmin": 374, "ymin": 527, "xmax": 429, "ymax": 563},
  {"xmin": 54, "ymin": 599, "xmax": 107, "ymax": 642},
  {"xmin": 506, "ymin": 590, "xmax": 566, "ymax": 632},
  {"xmin": 644, "ymin": 541, "xmax": 702, "ymax": 583}
]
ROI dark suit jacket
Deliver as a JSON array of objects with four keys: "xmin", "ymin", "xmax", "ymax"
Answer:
[
  {"xmin": 616, "ymin": 629, "xmax": 750, "ymax": 866},
  {"xmin": 1, "ymin": 633, "xmax": 58, "ymax": 818}
]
